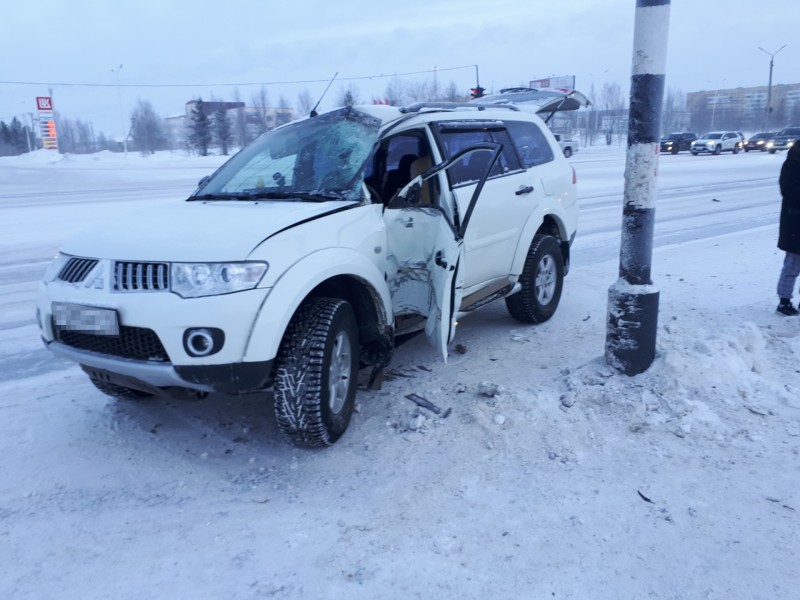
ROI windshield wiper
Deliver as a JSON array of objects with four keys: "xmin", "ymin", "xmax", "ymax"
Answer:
[
  {"xmin": 188, "ymin": 192, "xmax": 249, "ymax": 201},
  {"xmin": 189, "ymin": 190, "xmax": 347, "ymax": 203},
  {"xmin": 239, "ymin": 190, "xmax": 346, "ymax": 202}
]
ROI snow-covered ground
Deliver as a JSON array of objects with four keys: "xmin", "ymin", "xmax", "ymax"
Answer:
[{"xmin": 1, "ymin": 146, "xmax": 798, "ymax": 600}]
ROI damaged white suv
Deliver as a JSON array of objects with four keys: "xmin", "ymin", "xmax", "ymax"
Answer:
[{"xmin": 37, "ymin": 96, "xmax": 581, "ymax": 447}]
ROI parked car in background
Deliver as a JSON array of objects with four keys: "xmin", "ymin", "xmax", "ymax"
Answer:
[
  {"xmin": 659, "ymin": 132, "xmax": 697, "ymax": 154},
  {"xmin": 744, "ymin": 132, "xmax": 778, "ymax": 152},
  {"xmin": 553, "ymin": 133, "xmax": 578, "ymax": 158},
  {"xmin": 767, "ymin": 126, "xmax": 800, "ymax": 154},
  {"xmin": 691, "ymin": 131, "xmax": 743, "ymax": 155}
]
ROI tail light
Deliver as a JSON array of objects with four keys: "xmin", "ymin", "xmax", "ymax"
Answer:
[{"xmin": 571, "ymin": 165, "xmax": 577, "ymax": 185}]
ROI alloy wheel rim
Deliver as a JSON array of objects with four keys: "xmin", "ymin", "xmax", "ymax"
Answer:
[
  {"xmin": 535, "ymin": 255, "xmax": 556, "ymax": 305},
  {"xmin": 328, "ymin": 330, "xmax": 352, "ymax": 414}
]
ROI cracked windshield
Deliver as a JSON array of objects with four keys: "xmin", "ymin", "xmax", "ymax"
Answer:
[{"xmin": 195, "ymin": 107, "xmax": 381, "ymax": 201}]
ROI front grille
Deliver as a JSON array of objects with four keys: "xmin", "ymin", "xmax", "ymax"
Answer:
[
  {"xmin": 113, "ymin": 261, "xmax": 170, "ymax": 292},
  {"xmin": 55, "ymin": 325, "xmax": 170, "ymax": 362},
  {"xmin": 58, "ymin": 258, "xmax": 99, "ymax": 283}
]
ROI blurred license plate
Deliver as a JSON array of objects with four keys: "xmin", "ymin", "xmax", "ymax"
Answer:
[{"xmin": 52, "ymin": 303, "xmax": 119, "ymax": 336}]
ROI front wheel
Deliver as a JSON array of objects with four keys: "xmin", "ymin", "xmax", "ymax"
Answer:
[
  {"xmin": 691, "ymin": 151, "xmax": 698, "ymax": 156},
  {"xmin": 769, "ymin": 149, "xmax": 777, "ymax": 154},
  {"xmin": 713, "ymin": 145, "xmax": 721, "ymax": 155},
  {"xmin": 505, "ymin": 234, "xmax": 564, "ymax": 324},
  {"xmin": 732, "ymin": 144, "xmax": 740, "ymax": 154},
  {"xmin": 274, "ymin": 298, "xmax": 359, "ymax": 448}
]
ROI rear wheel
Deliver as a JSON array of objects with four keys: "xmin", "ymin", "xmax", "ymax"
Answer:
[
  {"xmin": 273, "ymin": 298, "xmax": 359, "ymax": 448},
  {"xmin": 563, "ymin": 147, "xmax": 573, "ymax": 158},
  {"xmin": 505, "ymin": 234, "xmax": 564, "ymax": 324}
]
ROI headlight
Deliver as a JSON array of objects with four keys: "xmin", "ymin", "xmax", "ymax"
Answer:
[
  {"xmin": 42, "ymin": 252, "xmax": 70, "ymax": 283},
  {"xmin": 789, "ymin": 141, "xmax": 795, "ymax": 148},
  {"xmin": 171, "ymin": 262, "xmax": 268, "ymax": 298},
  {"xmin": 767, "ymin": 142, "xmax": 774, "ymax": 147}
]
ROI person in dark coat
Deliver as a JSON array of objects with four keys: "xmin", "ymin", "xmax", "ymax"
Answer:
[{"xmin": 776, "ymin": 142, "xmax": 800, "ymax": 315}]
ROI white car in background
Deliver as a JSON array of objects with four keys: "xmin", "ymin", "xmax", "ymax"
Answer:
[{"xmin": 690, "ymin": 131, "xmax": 743, "ymax": 155}]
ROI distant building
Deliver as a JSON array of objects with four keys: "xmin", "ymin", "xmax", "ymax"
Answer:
[
  {"xmin": 687, "ymin": 83, "xmax": 800, "ymax": 133},
  {"xmin": 165, "ymin": 100, "xmax": 294, "ymax": 150}
]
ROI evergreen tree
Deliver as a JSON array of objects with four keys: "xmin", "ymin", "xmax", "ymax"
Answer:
[
  {"xmin": 213, "ymin": 105, "xmax": 233, "ymax": 156},
  {"xmin": 8, "ymin": 117, "xmax": 28, "ymax": 154},
  {"xmin": 188, "ymin": 98, "xmax": 212, "ymax": 156}
]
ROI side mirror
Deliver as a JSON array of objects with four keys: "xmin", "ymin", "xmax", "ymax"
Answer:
[{"xmin": 197, "ymin": 175, "xmax": 211, "ymax": 188}]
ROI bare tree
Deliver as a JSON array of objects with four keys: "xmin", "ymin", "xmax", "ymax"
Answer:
[
  {"xmin": 297, "ymin": 88, "xmax": 315, "ymax": 116},
  {"xmin": 276, "ymin": 95, "xmax": 293, "ymax": 127},
  {"xmin": 597, "ymin": 82, "xmax": 626, "ymax": 145},
  {"xmin": 662, "ymin": 87, "xmax": 687, "ymax": 133},
  {"xmin": 443, "ymin": 80, "xmax": 461, "ymax": 102},
  {"xmin": 130, "ymin": 99, "xmax": 166, "ymax": 155},
  {"xmin": 250, "ymin": 85, "xmax": 271, "ymax": 135},
  {"xmin": 232, "ymin": 88, "xmax": 251, "ymax": 149}
]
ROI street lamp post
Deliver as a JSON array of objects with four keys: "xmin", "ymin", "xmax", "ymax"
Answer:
[
  {"xmin": 758, "ymin": 44, "xmax": 787, "ymax": 132},
  {"xmin": 111, "ymin": 64, "xmax": 128, "ymax": 155}
]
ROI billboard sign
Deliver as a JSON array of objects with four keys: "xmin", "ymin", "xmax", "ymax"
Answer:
[
  {"xmin": 36, "ymin": 96, "xmax": 58, "ymax": 150},
  {"xmin": 530, "ymin": 75, "xmax": 576, "ymax": 91}
]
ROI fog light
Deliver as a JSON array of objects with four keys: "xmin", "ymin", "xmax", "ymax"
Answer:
[{"xmin": 183, "ymin": 327, "xmax": 224, "ymax": 357}]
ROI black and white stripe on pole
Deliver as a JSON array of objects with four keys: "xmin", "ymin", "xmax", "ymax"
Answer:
[{"xmin": 606, "ymin": 0, "xmax": 671, "ymax": 376}]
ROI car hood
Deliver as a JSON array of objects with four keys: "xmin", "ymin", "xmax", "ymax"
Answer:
[{"xmin": 61, "ymin": 199, "xmax": 357, "ymax": 262}]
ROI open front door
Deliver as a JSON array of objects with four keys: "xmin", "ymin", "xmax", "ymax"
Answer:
[{"xmin": 383, "ymin": 142, "xmax": 501, "ymax": 361}]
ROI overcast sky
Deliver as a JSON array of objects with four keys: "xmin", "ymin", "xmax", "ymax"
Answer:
[{"xmin": 2, "ymin": 0, "xmax": 798, "ymax": 138}]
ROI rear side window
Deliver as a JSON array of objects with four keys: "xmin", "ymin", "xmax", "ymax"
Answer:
[
  {"xmin": 436, "ymin": 126, "xmax": 521, "ymax": 187},
  {"xmin": 504, "ymin": 120, "xmax": 554, "ymax": 168}
]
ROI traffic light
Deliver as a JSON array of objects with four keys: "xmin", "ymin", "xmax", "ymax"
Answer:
[{"xmin": 470, "ymin": 86, "xmax": 485, "ymax": 99}]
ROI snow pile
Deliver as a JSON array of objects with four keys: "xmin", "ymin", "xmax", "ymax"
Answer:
[{"xmin": 561, "ymin": 319, "xmax": 799, "ymax": 443}]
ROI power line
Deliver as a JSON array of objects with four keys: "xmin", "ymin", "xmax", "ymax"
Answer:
[{"xmin": 0, "ymin": 65, "xmax": 476, "ymax": 89}]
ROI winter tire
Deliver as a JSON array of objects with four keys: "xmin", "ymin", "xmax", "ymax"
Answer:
[
  {"xmin": 732, "ymin": 145, "xmax": 739, "ymax": 154},
  {"xmin": 89, "ymin": 378, "xmax": 153, "ymax": 401},
  {"xmin": 274, "ymin": 297, "xmax": 359, "ymax": 448},
  {"xmin": 713, "ymin": 145, "xmax": 721, "ymax": 155},
  {"xmin": 769, "ymin": 149, "xmax": 777, "ymax": 154},
  {"xmin": 563, "ymin": 147, "xmax": 572, "ymax": 158},
  {"xmin": 505, "ymin": 234, "xmax": 564, "ymax": 324},
  {"xmin": 691, "ymin": 151, "xmax": 698, "ymax": 156}
]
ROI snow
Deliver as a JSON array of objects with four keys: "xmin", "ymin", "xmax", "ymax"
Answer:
[{"xmin": 1, "ymin": 146, "xmax": 799, "ymax": 599}]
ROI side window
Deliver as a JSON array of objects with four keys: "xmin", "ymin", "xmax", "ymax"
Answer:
[
  {"xmin": 365, "ymin": 131, "xmax": 435, "ymax": 204},
  {"xmin": 504, "ymin": 120, "xmax": 555, "ymax": 168},
  {"xmin": 437, "ymin": 127, "xmax": 520, "ymax": 187}
]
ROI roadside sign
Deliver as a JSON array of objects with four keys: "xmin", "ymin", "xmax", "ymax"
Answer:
[{"xmin": 36, "ymin": 96, "xmax": 58, "ymax": 150}]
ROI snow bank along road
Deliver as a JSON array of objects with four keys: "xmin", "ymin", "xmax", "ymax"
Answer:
[{"xmin": 0, "ymin": 148, "xmax": 782, "ymax": 384}]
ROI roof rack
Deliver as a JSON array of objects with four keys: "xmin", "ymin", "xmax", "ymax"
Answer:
[{"xmin": 399, "ymin": 102, "xmax": 520, "ymax": 114}]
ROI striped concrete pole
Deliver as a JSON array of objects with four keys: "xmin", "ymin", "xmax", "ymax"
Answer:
[{"xmin": 606, "ymin": 0, "xmax": 671, "ymax": 375}]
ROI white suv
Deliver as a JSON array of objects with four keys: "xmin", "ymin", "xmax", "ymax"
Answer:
[
  {"xmin": 37, "ymin": 101, "xmax": 579, "ymax": 447},
  {"xmin": 690, "ymin": 131, "xmax": 743, "ymax": 155}
]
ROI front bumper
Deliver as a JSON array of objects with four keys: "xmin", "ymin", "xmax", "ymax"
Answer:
[{"xmin": 47, "ymin": 339, "xmax": 274, "ymax": 394}]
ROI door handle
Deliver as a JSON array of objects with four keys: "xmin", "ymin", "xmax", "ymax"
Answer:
[
  {"xmin": 515, "ymin": 185, "xmax": 534, "ymax": 195},
  {"xmin": 435, "ymin": 250, "xmax": 448, "ymax": 269}
]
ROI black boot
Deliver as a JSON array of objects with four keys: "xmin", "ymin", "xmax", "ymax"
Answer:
[{"xmin": 777, "ymin": 298, "xmax": 799, "ymax": 316}]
